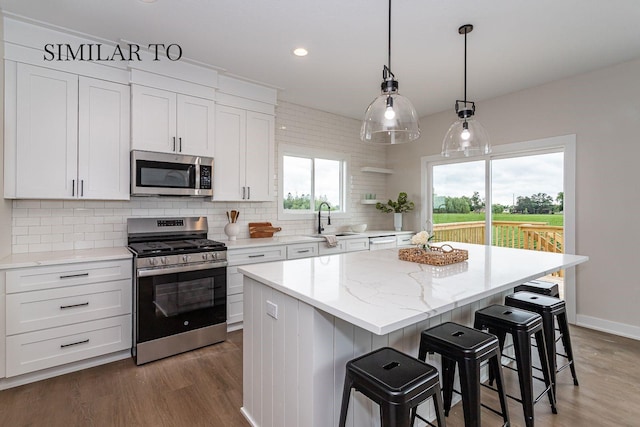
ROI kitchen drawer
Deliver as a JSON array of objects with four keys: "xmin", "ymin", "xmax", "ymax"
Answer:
[
  {"xmin": 6, "ymin": 279, "xmax": 132, "ymax": 335},
  {"xmin": 227, "ymin": 245, "xmax": 286, "ymax": 266},
  {"xmin": 5, "ymin": 259, "xmax": 132, "ymax": 294},
  {"xmin": 287, "ymin": 242, "xmax": 319, "ymax": 259},
  {"xmin": 368, "ymin": 236, "xmax": 397, "ymax": 251},
  {"xmin": 227, "ymin": 266, "xmax": 243, "ymax": 296},
  {"xmin": 344, "ymin": 238, "xmax": 369, "ymax": 252},
  {"xmin": 5, "ymin": 314, "xmax": 131, "ymax": 377},
  {"xmin": 227, "ymin": 293, "xmax": 243, "ymax": 325},
  {"xmin": 396, "ymin": 234, "xmax": 414, "ymax": 248},
  {"xmin": 318, "ymin": 240, "xmax": 346, "ymax": 255}
]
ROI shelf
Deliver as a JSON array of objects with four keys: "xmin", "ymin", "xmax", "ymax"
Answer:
[
  {"xmin": 361, "ymin": 199, "xmax": 382, "ymax": 205},
  {"xmin": 360, "ymin": 167, "xmax": 393, "ymax": 174}
]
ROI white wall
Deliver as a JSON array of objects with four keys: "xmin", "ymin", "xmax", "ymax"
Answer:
[
  {"xmin": 8, "ymin": 101, "xmax": 393, "ymax": 253},
  {"xmin": 387, "ymin": 58, "xmax": 640, "ymax": 338}
]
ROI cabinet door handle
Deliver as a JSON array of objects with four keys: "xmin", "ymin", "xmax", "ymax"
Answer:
[
  {"xmin": 242, "ymin": 187, "xmax": 246, "ymax": 199},
  {"xmin": 81, "ymin": 180, "xmax": 84, "ymax": 197},
  {"xmin": 297, "ymin": 250, "xmax": 310, "ymax": 254},
  {"xmin": 72, "ymin": 179, "xmax": 75, "ymax": 197},
  {"xmin": 247, "ymin": 186, "xmax": 250, "ymax": 199},
  {"xmin": 60, "ymin": 339, "xmax": 89, "ymax": 349},
  {"xmin": 59, "ymin": 272, "xmax": 89, "ymax": 279},
  {"xmin": 248, "ymin": 254, "xmax": 265, "ymax": 258},
  {"xmin": 173, "ymin": 136, "xmax": 176, "ymax": 151},
  {"xmin": 179, "ymin": 137, "xmax": 182, "ymax": 152},
  {"xmin": 60, "ymin": 302, "xmax": 89, "ymax": 310}
]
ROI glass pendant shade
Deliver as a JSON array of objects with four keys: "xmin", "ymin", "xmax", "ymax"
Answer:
[
  {"xmin": 442, "ymin": 117, "xmax": 490, "ymax": 157},
  {"xmin": 361, "ymin": 91, "xmax": 420, "ymax": 144},
  {"xmin": 360, "ymin": 0, "xmax": 420, "ymax": 144}
]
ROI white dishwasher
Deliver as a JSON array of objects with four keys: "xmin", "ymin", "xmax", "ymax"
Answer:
[{"xmin": 368, "ymin": 236, "xmax": 397, "ymax": 250}]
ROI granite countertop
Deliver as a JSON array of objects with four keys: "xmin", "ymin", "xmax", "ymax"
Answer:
[
  {"xmin": 238, "ymin": 242, "xmax": 589, "ymax": 335},
  {"xmin": 0, "ymin": 247, "xmax": 133, "ymax": 270},
  {"xmin": 224, "ymin": 230, "xmax": 414, "ymax": 250}
]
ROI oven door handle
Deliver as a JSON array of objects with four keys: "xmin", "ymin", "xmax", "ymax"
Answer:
[{"xmin": 137, "ymin": 261, "xmax": 228, "ymax": 277}]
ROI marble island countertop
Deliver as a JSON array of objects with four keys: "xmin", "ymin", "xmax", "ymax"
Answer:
[{"xmin": 238, "ymin": 242, "xmax": 589, "ymax": 335}]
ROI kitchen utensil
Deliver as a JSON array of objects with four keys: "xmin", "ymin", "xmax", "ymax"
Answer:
[{"xmin": 248, "ymin": 222, "xmax": 282, "ymax": 238}]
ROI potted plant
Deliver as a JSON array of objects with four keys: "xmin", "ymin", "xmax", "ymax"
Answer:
[{"xmin": 376, "ymin": 192, "xmax": 414, "ymax": 231}]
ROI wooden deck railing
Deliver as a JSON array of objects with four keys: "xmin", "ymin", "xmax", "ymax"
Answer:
[{"xmin": 432, "ymin": 220, "xmax": 565, "ymax": 276}]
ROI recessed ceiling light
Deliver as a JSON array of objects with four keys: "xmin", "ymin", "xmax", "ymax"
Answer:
[
  {"xmin": 139, "ymin": 0, "xmax": 157, "ymax": 3},
  {"xmin": 293, "ymin": 48, "xmax": 308, "ymax": 57}
]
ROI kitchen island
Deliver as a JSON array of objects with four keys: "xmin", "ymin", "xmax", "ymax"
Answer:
[{"xmin": 238, "ymin": 243, "xmax": 588, "ymax": 427}]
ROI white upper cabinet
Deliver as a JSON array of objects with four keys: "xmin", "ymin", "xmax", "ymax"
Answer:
[
  {"xmin": 78, "ymin": 77, "xmax": 130, "ymax": 200},
  {"xmin": 214, "ymin": 105, "xmax": 274, "ymax": 201},
  {"xmin": 131, "ymin": 85, "xmax": 215, "ymax": 157},
  {"xmin": 7, "ymin": 63, "xmax": 130, "ymax": 200},
  {"xmin": 15, "ymin": 64, "xmax": 78, "ymax": 199}
]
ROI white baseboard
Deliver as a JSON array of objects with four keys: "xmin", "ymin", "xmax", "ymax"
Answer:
[
  {"xmin": 240, "ymin": 407, "xmax": 259, "ymax": 427},
  {"xmin": 576, "ymin": 314, "xmax": 640, "ymax": 341}
]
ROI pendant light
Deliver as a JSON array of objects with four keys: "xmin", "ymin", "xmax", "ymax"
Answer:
[
  {"xmin": 360, "ymin": 0, "xmax": 420, "ymax": 144},
  {"xmin": 442, "ymin": 24, "xmax": 490, "ymax": 157}
]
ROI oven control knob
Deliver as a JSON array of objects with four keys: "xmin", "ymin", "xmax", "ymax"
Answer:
[
  {"xmin": 161, "ymin": 257, "xmax": 168, "ymax": 265},
  {"xmin": 149, "ymin": 258, "xmax": 157, "ymax": 266},
  {"xmin": 183, "ymin": 255, "xmax": 190, "ymax": 263},
  {"xmin": 201, "ymin": 253, "xmax": 209, "ymax": 260},
  {"xmin": 212, "ymin": 252, "xmax": 218, "ymax": 260}
]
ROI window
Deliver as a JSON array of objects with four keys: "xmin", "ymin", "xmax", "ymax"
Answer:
[{"xmin": 278, "ymin": 144, "xmax": 350, "ymax": 219}]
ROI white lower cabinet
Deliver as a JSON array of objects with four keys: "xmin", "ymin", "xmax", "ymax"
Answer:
[
  {"xmin": 345, "ymin": 237, "xmax": 370, "ymax": 252},
  {"xmin": 396, "ymin": 234, "xmax": 415, "ymax": 248},
  {"xmin": 287, "ymin": 242, "xmax": 319, "ymax": 259},
  {"xmin": 6, "ymin": 315, "xmax": 131, "ymax": 377},
  {"xmin": 3, "ymin": 258, "xmax": 132, "ymax": 378},
  {"xmin": 226, "ymin": 245, "xmax": 286, "ymax": 329},
  {"xmin": 318, "ymin": 240, "xmax": 346, "ymax": 255}
]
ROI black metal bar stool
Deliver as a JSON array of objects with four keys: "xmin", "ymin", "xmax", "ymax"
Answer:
[
  {"xmin": 339, "ymin": 346, "xmax": 446, "ymax": 427},
  {"xmin": 514, "ymin": 279, "xmax": 560, "ymax": 298},
  {"xmin": 474, "ymin": 304, "xmax": 557, "ymax": 427},
  {"xmin": 418, "ymin": 322, "xmax": 510, "ymax": 427},
  {"xmin": 505, "ymin": 292, "xmax": 579, "ymax": 394}
]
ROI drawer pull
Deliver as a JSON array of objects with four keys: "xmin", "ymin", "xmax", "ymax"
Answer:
[
  {"xmin": 59, "ymin": 272, "xmax": 89, "ymax": 279},
  {"xmin": 60, "ymin": 302, "xmax": 90, "ymax": 310},
  {"xmin": 248, "ymin": 254, "xmax": 265, "ymax": 258},
  {"xmin": 60, "ymin": 339, "xmax": 90, "ymax": 349},
  {"xmin": 297, "ymin": 250, "xmax": 310, "ymax": 253}
]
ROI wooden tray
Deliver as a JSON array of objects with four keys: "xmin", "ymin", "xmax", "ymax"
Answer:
[
  {"xmin": 398, "ymin": 244, "xmax": 468, "ymax": 266},
  {"xmin": 248, "ymin": 222, "xmax": 282, "ymax": 238}
]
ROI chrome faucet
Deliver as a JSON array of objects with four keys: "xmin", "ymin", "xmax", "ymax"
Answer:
[{"xmin": 317, "ymin": 202, "xmax": 331, "ymax": 234}]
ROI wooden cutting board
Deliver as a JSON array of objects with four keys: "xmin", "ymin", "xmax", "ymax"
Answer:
[{"xmin": 248, "ymin": 222, "xmax": 282, "ymax": 238}]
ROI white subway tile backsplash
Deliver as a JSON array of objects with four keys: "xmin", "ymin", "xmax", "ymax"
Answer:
[
  {"xmin": 14, "ymin": 217, "xmax": 40, "ymax": 227},
  {"xmin": 10, "ymin": 101, "xmax": 392, "ymax": 253}
]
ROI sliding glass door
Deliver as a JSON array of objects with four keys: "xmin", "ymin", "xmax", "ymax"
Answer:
[{"xmin": 424, "ymin": 135, "xmax": 575, "ymax": 307}]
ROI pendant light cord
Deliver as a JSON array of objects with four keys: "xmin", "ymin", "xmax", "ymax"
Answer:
[
  {"xmin": 463, "ymin": 28, "xmax": 467, "ymax": 103},
  {"xmin": 387, "ymin": 0, "xmax": 392, "ymax": 72}
]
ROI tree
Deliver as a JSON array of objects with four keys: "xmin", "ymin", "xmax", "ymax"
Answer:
[
  {"xmin": 469, "ymin": 191, "xmax": 484, "ymax": 212},
  {"xmin": 531, "ymin": 192, "xmax": 554, "ymax": 214},
  {"xmin": 556, "ymin": 192, "xmax": 564, "ymax": 212}
]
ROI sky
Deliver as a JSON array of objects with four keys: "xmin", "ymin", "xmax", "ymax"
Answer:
[
  {"xmin": 432, "ymin": 152, "xmax": 564, "ymax": 206},
  {"xmin": 283, "ymin": 156, "xmax": 341, "ymax": 206}
]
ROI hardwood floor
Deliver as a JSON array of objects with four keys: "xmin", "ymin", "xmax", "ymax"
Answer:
[
  {"xmin": 0, "ymin": 326, "xmax": 638, "ymax": 426},
  {"xmin": 0, "ymin": 331, "xmax": 249, "ymax": 427}
]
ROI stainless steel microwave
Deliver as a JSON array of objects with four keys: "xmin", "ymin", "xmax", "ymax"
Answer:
[{"xmin": 131, "ymin": 150, "xmax": 213, "ymax": 197}]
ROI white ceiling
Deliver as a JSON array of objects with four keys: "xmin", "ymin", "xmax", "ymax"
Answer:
[{"xmin": 2, "ymin": 0, "xmax": 640, "ymax": 119}]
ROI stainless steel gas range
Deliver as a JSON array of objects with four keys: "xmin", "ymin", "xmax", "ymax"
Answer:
[{"xmin": 127, "ymin": 217, "xmax": 227, "ymax": 365}]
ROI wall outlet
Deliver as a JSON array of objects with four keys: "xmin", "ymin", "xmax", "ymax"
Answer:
[{"xmin": 266, "ymin": 300, "xmax": 278, "ymax": 319}]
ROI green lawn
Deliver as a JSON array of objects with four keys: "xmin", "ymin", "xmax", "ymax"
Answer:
[{"xmin": 433, "ymin": 213, "xmax": 563, "ymax": 226}]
